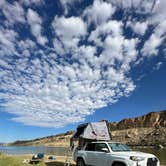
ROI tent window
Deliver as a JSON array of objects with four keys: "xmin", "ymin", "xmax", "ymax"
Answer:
[{"xmin": 85, "ymin": 143, "xmax": 95, "ymax": 151}]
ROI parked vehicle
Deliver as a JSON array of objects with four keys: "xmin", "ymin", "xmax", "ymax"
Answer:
[{"xmin": 73, "ymin": 141, "xmax": 160, "ymax": 166}]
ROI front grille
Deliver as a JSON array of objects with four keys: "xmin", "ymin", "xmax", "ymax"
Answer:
[{"xmin": 147, "ymin": 158, "xmax": 158, "ymax": 166}]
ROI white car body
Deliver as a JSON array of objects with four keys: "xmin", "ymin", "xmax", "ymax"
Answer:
[{"xmin": 73, "ymin": 141, "xmax": 160, "ymax": 166}]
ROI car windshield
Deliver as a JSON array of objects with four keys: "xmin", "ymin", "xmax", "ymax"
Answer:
[{"xmin": 109, "ymin": 143, "xmax": 132, "ymax": 152}]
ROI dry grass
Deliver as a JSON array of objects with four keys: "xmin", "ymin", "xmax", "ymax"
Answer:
[{"xmin": 0, "ymin": 154, "xmax": 75, "ymax": 166}]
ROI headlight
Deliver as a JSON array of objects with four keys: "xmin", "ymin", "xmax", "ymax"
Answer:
[{"xmin": 130, "ymin": 156, "xmax": 145, "ymax": 161}]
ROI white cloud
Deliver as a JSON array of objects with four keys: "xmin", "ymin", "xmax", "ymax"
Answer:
[
  {"xmin": 59, "ymin": 0, "xmax": 76, "ymax": 5},
  {"xmin": 59, "ymin": 0, "xmax": 76, "ymax": 8},
  {"xmin": 0, "ymin": 1, "xmax": 25, "ymax": 26},
  {"xmin": 88, "ymin": 20, "xmax": 123, "ymax": 46},
  {"xmin": 0, "ymin": 59, "xmax": 12, "ymax": 70},
  {"xmin": 59, "ymin": 0, "xmax": 83, "ymax": 14},
  {"xmin": 153, "ymin": 61, "xmax": 163, "ymax": 71},
  {"xmin": 122, "ymin": 38, "xmax": 138, "ymax": 70},
  {"xmin": 83, "ymin": 0, "xmax": 115, "ymax": 25},
  {"xmin": 53, "ymin": 16, "xmax": 86, "ymax": 38},
  {"xmin": 0, "ymin": 0, "xmax": 165, "ymax": 128},
  {"xmin": 142, "ymin": 34, "xmax": 163, "ymax": 57},
  {"xmin": 52, "ymin": 16, "xmax": 87, "ymax": 48},
  {"xmin": 104, "ymin": 35, "xmax": 124, "ymax": 61},
  {"xmin": 53, "ymin": 38, "xmax": 65, "ymax": 55},
  {"xmin": 106, "ymin": 0, "xmax": 166, "ymax": 27},
  {"xmin": 0, "ymin": 28, "xmax": 18, "ymax": 55},
  {"xmin": 27, "ymin": 9, "xmax": 48, "ymax": 46},
  {"xmin": 0, "ymin": 39, "xmax": 137, "ymax": 128},
  {"xmin": 149, "ymin": 0, "xmax": 166, "ymax": 24},
  {"xmin": 142, "ymin": 20, "xmax": 166, "ymax": 57},
  {"xmin": 107, "ymin": 0, "xmax": 166, "ymax": 58},
  {"xmin": 128, "ymin": 21, "xmax": 148, "ymax": 35}
]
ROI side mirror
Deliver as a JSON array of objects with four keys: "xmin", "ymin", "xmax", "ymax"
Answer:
[{"xmin": 101, "ymin": 148, "xmax": 109, "ymax": 153}]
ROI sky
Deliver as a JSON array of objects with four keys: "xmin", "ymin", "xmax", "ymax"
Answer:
[{"xmin": 0, "ymin": 0, "xmax": 166, "ymax": 143}]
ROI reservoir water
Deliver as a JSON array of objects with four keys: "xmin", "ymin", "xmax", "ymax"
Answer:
[{"xmin": 0, "ymin": 146, "xmax": 165, "ymax": 165}]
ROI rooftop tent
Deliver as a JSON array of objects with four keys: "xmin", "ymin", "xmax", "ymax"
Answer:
[{"xmin": 70, "ymin": 121, "xmax": 111, "ymax": 148}]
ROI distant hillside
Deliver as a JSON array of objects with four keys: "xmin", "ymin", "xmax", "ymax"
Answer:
[
  {"xmin": 109, "ymin": 110, "xmax": 166, "ymax": 130},
  {"xmin": 9, "ymin": 131, "xmax": 74, "ymax": 147},
  {"xmin": 9, "ymin": 110, "xmax": 166, "ymax": 147}
]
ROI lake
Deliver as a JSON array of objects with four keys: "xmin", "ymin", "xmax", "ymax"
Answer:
[
  {"xmin": 0, "ymin": 146, "xmax": 70, "ymax": 156},
  {"xmin": 0, "ymin": 146, "xmax": 165, "ymax": 165}
]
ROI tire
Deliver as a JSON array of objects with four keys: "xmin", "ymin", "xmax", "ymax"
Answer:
[
  {"xmin": 76, "ymin": 158, "xmax": 86, "ymax": 166},
  {"xmin": 112, "ymin": 162, "xmax": 126, "ymax": 166}
]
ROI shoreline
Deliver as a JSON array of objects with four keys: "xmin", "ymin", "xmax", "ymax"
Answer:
[{"xmin": 2, "ymin": 144, "xmax": 166, "ymax": 149}]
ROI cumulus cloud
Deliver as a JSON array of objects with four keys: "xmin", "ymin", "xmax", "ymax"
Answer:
[
  {"xmin": 0, "ymin": 0, "xmax": 165, "ymax": 128},
  {"xmin": 83, "ymin": 0, "xmax": 115, "ymax": 25},
  {"xmin": 127, "ymin": 21, "xmax": 148, "ymax": 35},
  {"xmin": 142, "ymin": 33, "xmax": 163, "ymax": 56},
  {"xmin": 27, "ymin": 9, "xmax": 48, "ymax": 46},
  {"xmin": 52, "ymin": 16, "xmax": 87, "ymax": 48},
  {"xmin": 88, "ymin": 20, "xmax": 123, "ymax": 46},
  {"xmin": 142, "ymin": 20, "xmax": 166, "ymax": 57}
]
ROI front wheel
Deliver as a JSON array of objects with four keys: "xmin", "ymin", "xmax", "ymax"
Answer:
[{"xmin": 76, "ymin": 158, "xmax": 86, "ymax": 166}]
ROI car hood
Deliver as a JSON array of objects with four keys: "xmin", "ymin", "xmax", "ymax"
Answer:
[{"xmin": 110, "ymin": 151, "xmax": 156, "ymax": 158}]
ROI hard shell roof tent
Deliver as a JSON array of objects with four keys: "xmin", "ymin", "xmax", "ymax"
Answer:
[{"xmin": 70, "ymin": 120, "xmax": 112, "ymax": 150}]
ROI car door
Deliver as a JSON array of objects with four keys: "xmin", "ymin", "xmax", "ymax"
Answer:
[
  {"xmin": 84, "ymin": 143, "xmax": 96, "ymax": 166},
  {"xmin": 94, "ymin": 143, "xmax": 110, "ymax": 166}
]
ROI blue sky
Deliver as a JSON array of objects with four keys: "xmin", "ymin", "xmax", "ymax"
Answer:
[{"xmin": 0, "ymin": 0, "xmax": 166, "ymax": 142}]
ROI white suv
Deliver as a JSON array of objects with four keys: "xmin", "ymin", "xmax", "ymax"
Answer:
[{"xmin": 73, "ymin": 141, "xmax": 160, "ymax": 166}]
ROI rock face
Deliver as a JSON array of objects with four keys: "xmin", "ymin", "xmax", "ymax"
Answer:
[
  {"xmin": 110, "ymin": 110, "xmax": 166, "ymax": 146},
  {"xmin": 111, "ymin": 127, "xmax": 166, "ymax": 146},
  {"xmin": 10, "ymin": 110, "xmax": 166, "ymax": 147},
  {"xmin": 109, "ymin": 110, "xmax": 166, "ymax": 130}
]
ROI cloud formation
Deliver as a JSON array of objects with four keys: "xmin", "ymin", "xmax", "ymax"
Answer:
[
  {"xmin": 52, "ymin": 16, "xmax": 87, "ymax": 48},
  {"xmin": 0, "ymin": 0, "xmax": 165, "ymax": 127},
  {"xmin": 83, "ymin": 0, "xmax": 115, "ymax": 25},
  {"xmin": 27, "ymin": 9, "xmax": 48, "ymax": 45}
]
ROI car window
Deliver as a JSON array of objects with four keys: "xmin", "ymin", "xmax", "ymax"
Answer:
[
  {"xmin": 85, "ymin": 143, "xmax": 95, "ymax": 151},
  {"xmin": 95, "ymin": 143, "xmax": 109, "ymax": 152},
  {"xmin": 109, "ymin": 143, "xmax": 132, "ymax": 152}
]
